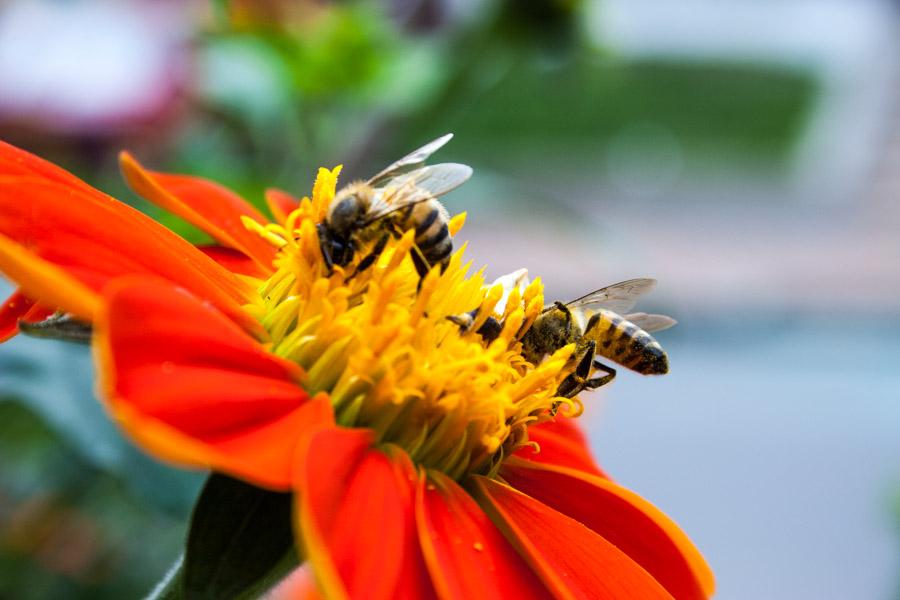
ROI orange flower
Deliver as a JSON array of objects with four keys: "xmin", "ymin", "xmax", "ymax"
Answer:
[{"xmin": 0, "ymin": 139, "xmax": 714, "ymax": 599}]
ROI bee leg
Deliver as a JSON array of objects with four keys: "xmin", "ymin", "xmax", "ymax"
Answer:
[
  {"xmin": 446, "ymin": 312, "xmax": 475, "ymax": 331},
  {"xmin": 585, "ymin": 360, "xmax": 617, "ymax": 390},
  {"xmin": 409, "ymin": 245, "xmax": 432, "ymax": 279},
  {"xmin": 554, "ymin": 300, "xmax": 579, "ymax": 340},
  {"xmin": 475, "ymin": 316, "xmax": 503, "ymax": 343},
  {"xmin": 348, "ymin": 233, "xmax": 390, "ymax": 280},
  {"xmin": 556, "ymin": 341, "xmax": 596, "ymax": 398},
  {"xmin": 554, "ymin": 301, "xmax": 572, "ymax": 323}
]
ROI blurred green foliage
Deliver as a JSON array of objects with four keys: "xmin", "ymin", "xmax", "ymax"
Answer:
[
  {"xmin": 0, "ymin": 401, "xmax": 194, "ymax": 599},
  {"xmin": 146, "ymin": 0, "xmax": 815, "ymax": 243},
  {"xmin": 447, "ymin": 59, "xmax": 814, "ymax": 174},
  {"xmin": 0, "ymin": 335, "xmax": 202, "ymax": 597}
]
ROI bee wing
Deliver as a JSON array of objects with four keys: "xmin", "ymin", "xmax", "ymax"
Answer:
[
  {"xmin": 565, "ymin": 278, "xmax": 658, "ymax": 314},
  {"xmin": 366, "ymin": 134, "xmax": 455, "ymax": 187},
  {"xmin": 364, "ymin": 163, "xmax": 473, "ymax": 225},
  {"xmin": 623, "ymin": 312, "xmax": 677, "ymax": 333},
  {"xmin": 386, "ymin": 163, "xmax": 473, "ymax": 199}
]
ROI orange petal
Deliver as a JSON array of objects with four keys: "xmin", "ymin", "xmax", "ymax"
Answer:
[
  {"xmin": 0, "ymin": 289, "xmax": 34, "ymax": 342},
  {"xmin": 197, "ymin": 245, "xmax": 269, "ymax": 278},
  {"xmin": 119, "ymin": 152, "xmax": 276, "ymax": 271},
  {"xmin": 0, "ymin": 143, "xmax": 257, "ymax": 329},
  {"xmin": 95, "ymin": 277, "xmax": 321, "ymax": 490},
  {"xmin": 295, "ymin": 429, "xmax": 434, "ymax": 600},
  {"xmin": 501, "ymin": 459, "xmax": 715, "ymax": 599},
  {"xmin": 0, "ymin": 290, "xmax": 69, "ymax": 342},
  {"xmin": 266, "ymin": 188, "xmax": 301, "ymax": 224},
  {"xmin": 20, "ymin": 301, "xmax": 53, "ymax": 325},
  {"xmin": 515, "ymin": 416, "xmax": 609, "ymax": 478},
  {"xmin": 471, "ymin": 476, "xmax": 674, "ymax": 600},
  {"xmin": 415, "ymin": 470, "xmax": 552, "ymax": 600},
  {"xmin": 0, "ymin": 234, "xmax": 100, "ymax": 321}
]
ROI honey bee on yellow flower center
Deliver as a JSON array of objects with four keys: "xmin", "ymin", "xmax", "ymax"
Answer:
[
  {"xmin": 244, "ymin": 135, "xmax": 675, "ymax": 481},
  {"xmin": 316, "ymin": 134, "xmax": 471, "ymax": 279}
]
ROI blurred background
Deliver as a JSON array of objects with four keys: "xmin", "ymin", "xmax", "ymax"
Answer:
[{"xmin": 0, "ymin": 0, "xmax": 898, "ymax": 597}]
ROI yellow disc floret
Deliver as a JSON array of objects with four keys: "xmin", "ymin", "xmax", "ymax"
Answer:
[{"xmin": 243, "ymin": 167, "xmax": 580, "ymax": 480}]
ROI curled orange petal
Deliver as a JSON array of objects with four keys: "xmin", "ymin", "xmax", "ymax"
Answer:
[
  {"xmin": 295, "ymin": 430, "xmax": 433, "ymax": 600},
  {"xmin": 197, "ymin": 245, "xmax": 270, "ymax": 278},
  {"xmin": 0, "ymin": 234, "xmax": 100, "ymax": 321},
  {"xmin": 416, "ymin": 470, "xmax": 551, "ymax": 600},
  {"xmin": 471, "ymin": 476, "xmax": 674, "ymax": 600},
  {"xmin": 502, "ymin": 458, "xmax": 715, "ymax": 599},
  {"xmin": 0, "ymin": 139, "xmax": 258, "ymax": 318},
  {"xmin": 96, "ymin": 277, "xmax": 320, "ymax": 490},
  {"xmin": 119, "ymin": 152, "xmax": 276, "ymax": 271}
]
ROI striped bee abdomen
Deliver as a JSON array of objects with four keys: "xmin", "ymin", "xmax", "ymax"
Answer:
[
  {"xmin": 584, "ymin": 309, "xmax": 669, "ymax": 375},
  {"xmin": 404, "ymin": 199, "xmax": 453, "ymax": 267}
]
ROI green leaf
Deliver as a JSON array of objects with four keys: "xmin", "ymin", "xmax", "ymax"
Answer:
[{"xmin": 182, "ymin": 474, "xmax": 297, "ymax": 599}]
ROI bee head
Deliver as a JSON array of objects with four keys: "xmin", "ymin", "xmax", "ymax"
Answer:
[{"xmin": 327, "ymin": 191, "xmax": 367, "ymax": 239}]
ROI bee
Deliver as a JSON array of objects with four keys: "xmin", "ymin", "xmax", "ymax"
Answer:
[
  {"xmin": 520, "ymin": 278, "xmax": 676, "ymax": 398},
  {"xmin": 317, "ymin": 134, "xmax": 473, "ymax": 278},
  {"xmin": 447, "ymin": 268, "xmax": 530, "ymax": 342}
]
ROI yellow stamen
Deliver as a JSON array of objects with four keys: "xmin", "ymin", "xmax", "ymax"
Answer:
[{"xmin": 242, "ymin": 167, "xmax": 584, "ymax": 479}]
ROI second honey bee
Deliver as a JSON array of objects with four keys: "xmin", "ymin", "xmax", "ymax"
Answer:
[
  {"xmin": 520, "ymin": 278, "xmax": 677, "ymax": 398},
  {"xmin": 317, "ymin": 134, "xmax": 472, "ymax": 278}
]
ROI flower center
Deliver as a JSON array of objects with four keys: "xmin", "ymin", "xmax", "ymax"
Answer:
[{"xmin": 243, "ymin": 168, "xmax": 579, "ymax": 479}]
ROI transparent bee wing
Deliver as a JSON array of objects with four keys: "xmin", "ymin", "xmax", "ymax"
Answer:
[
  {"xmin": 385, "ymin": 163, "xmax": 473, "ymax": 199},
  {"xmin": 565, "ymin": 278, "xmax": 657, "ymax": 314},
  {"xmin": 366, "ymin": 133, "xmax": 455, "ymax": 187},
  {"xmin": 364, "ymin": 164, "xmax": 473, "ymax": 225},
  {"xmin": 624, "ymin": 312, "xmax": 677, "ymax": 333}
]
